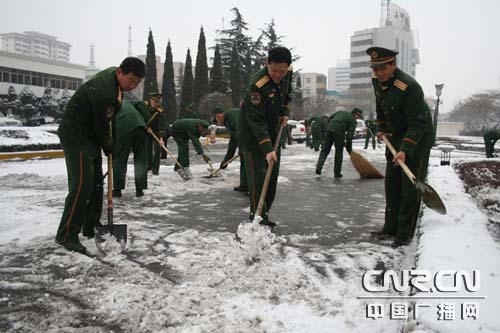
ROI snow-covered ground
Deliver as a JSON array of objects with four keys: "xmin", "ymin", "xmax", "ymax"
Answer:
[{"xmin": 0, "ymin": 137, "xmax": 499, "ymax": 332}]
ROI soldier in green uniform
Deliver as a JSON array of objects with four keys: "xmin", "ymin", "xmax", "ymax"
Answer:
[
  {"xmin": 367, "ymin": 47, "xmax": 434, "ymax": 248},
  {"xmin": 214, "ymin": 107, "xmax": 248, "ymax": 193},
  {"xmin": 311, "ymin": 115, "xmax": 328, "ymax": 151},
  {"xmin": 179, "ymin": 103, "xmax": 199, "ymax": 119},
  {"xmin": 55, "ymin": 57, "xmax": 145, "ymax": 254},
  {"xmin": 364, "ymin": 119, "xmax": 378, "ymax": 149},
  {"xmin": 305, "ymin": 118, "xmax": 313, "ymax": 147},
  {"xmin": 142, "ymin": 92, "xmax": 166, "ymax": 175},
  {"xmin": 240, "ymin": 47, "xmax": 293, "ymax": 227},
  {"xmin": 112, "ymin": 100, "xmax": 149, "ymax": 198},
  {"xmin": 171, "ymin": 118, "xmax": 210, "ymax": 178},
  {"xmin": 484, "ymin": 129, "xmax": 500, "ymax": 158},
  {"xmin": 315, "ymin": 108, "xmax": 363, "ymax": 178}
]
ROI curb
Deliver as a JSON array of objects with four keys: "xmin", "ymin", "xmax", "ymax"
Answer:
[{"xmin": 0, "ymin": 150, "xmax": 64, "ymax": 160}]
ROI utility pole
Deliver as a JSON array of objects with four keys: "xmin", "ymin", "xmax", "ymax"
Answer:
[{"xmin": 127, "ymin": 25, "xmax": 132, "ymax": 57}]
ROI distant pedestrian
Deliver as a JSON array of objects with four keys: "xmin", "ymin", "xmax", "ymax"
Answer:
[{"xmin": 484, "ymin": 129, "xmax": 500, "ymax": 158}]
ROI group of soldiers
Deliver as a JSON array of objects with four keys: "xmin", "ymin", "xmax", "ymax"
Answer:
[{"xmin": 58, "ymin": 44, "xmax": 487, "ymax": 254}]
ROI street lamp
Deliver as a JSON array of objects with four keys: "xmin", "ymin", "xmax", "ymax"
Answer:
[{"xmin": 433, "ymin": 84, "xmax": 444, "ymax": 143}]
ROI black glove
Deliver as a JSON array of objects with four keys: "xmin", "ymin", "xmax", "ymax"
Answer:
[
  {"xmin": 220, "ymin": 160, "xmax": 228, "ymax": 169},
  {"xmin": 202, "ymin": 154, "xmax": 211, "ymax": 163}
]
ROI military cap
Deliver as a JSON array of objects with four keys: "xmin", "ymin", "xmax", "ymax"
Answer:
[
  {"xmin": 352, "ymin": 107, "xmax": 364, "ymax": 119},
  {"xmin": 366, "ymin": 47, "xmax": 398, "ymax": 68},
  {"xmin": 149, "ymin": 92, "xmax": 163, "ymax": 100},
  {"xmin": 212, "ymin": 107, "xmax": 225, "ymax": 115}
]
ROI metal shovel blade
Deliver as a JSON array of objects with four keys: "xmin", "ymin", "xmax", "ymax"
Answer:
[
  {"xmin": 415, "ymin": 181, "xmax": 447, "ymax": 215},
  {"xmin": 95, "ymin": 224, "xmax": 127, "ymax": 253},
  {"xmin": 177, "ymin": 167, "xmax": 192, "ymax": 180}
]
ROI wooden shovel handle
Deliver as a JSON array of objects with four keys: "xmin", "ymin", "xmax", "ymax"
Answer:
[
  {"xmin": 382, "ymin": 136, "xmax": 416, "ymax": 184},
  {"xmin": 256, "ymin": 122, "xmax": 285, "ymax": 218},
  {"xmin": 149, "ymin": 131, "xmax": 184, "ymax": 169}
]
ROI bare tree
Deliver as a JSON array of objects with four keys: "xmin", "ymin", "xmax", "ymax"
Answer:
[{"xmin": 446, "ymin": 90, "xmax": 500, "ymax": 135}]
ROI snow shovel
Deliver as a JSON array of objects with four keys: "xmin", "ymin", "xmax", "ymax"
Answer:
[
  {"xmin": 203, "ymin": 154, "xmax": 240, "ymax": 178},
  {"xmin": 95, "ymin": 134, "xmax": 127, "ymax": 252},
  {"xmin": 149, "ymin": 131, "xmax": 191, "ymax": 180},
  {"xmin": 253, "ymin": 122, "xmax": 285, "ymax": 224},
  {"xmin": 382, "ymin": 136, "xmax": 447, "ymax": 215}
]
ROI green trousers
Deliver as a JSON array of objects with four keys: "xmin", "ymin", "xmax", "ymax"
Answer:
[
  {"xmin": 321, "ymin": 130, "xmax": 346, "ymax": 177},
  {"xmin": 56, "ymin": 146, "xmax": 103, "ymax": 242},
  {"xmin": 222, "ymin": 136, "xmax": 248, "ymax": 189},
  {"xmin": 383, "ymin": 136, "xmax": 431, "ymax": 241},
  {"xmin": 364, "ymin": 131, "xmax": 376, "ymax": 149},
  {"xmin": 311, "ymin": 127, "xmax": 323, "ymax": 151},
  {"xmin": 113, "ymin": 127, "xmax": 147, "ymax": 191},
  {"xmin": 243, "ymin": 148, "xmax": 281, "ymax": 221},
  {"xmin": 146, "ymin": 133, "xmax": 162, "ymax": 174},
  {"xmin": 173, "ymin": 136, "xmax": 194, "ymax": 168}
]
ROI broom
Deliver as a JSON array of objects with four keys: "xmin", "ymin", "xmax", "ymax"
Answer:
[{"xmin": 349, "ymin": 150, "xmax": 384, "ymax": 179}]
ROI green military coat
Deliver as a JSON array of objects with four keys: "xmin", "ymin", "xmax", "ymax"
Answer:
[
  {"xmin": 240, "ymin": 66, "xmax": 293, "ymax": 154},
  {"xmin": 58, "ymin": 67, "xmax": 122, "ymax": 154},
  {"xmin": 373, "ymin": 68, "xmax": 433, "ymax": 156}
]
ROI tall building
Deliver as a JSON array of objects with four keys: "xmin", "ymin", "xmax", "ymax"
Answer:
[
  {"xmin": 349, "ymin": 1, "xmax": 419, "ymax": 113},
  {"xmin": 300, "ymin": 72, "xmax": 327, "ymax": 98},
  {"xmin": 84, "ymin": 45, "xmax": 100, "ymax": 82},
  {"xmin": 328, "ymin": 59, "xmax": 350, "ymax": 92},
  {"xmin": 0, "ymin": 31, "xmax": 71, "ymax": 63}
]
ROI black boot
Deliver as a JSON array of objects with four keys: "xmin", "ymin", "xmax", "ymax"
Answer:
[
  {"xmin": 112, "ymin": 189, "xmax": 122, "ymax": 197},
  {"xmin": 136, "ymin": 189, "xmax": 144, "ymax": 197},
  {"xmin": 56, "ymin": 237, "xmax": 87, "ymax": 254}
]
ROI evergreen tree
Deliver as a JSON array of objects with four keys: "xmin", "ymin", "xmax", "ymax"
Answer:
[
  {"xmin": 242, "ymin": 48, "xmax": 253, "ymax": 92},
  {"xmin": 161, "ymin": 40, "xmax": 178, "ymax": 123},
  {"xmin": 193, "ymin": 27, "xmax": 209, "ymax": 112},
  {"xmin": 179, "ymin": 49, "xmax": 194, "ymax": 110},
  {"xmin": 209, "ymin": 44, "xmax": 226, "ymax": 93},
  {"xmin": 177, "ymin": 63, "xmax": 184, "ymax": 94},
  {"xmin": 215, "ymin": 8, "xmax": 253, "ymax": 80},
  {"xmin": 143, "ymin": 29, "xmax": 159, "ymax": 100},
  {"xmin": 229, "ymin": 42, "xmax": 242, "ymax": 107},
  {"xmin": 262, "ymin": 19, "xmax": 283, "ymax": 51}
]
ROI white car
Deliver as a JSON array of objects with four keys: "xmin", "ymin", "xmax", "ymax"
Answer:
[
  {"xmin": 288, "ymin": 120, "xmax": 306, "ymax": 143},
  {"xmin": 354, "ymin": 119, "xmax": 366, "ymax": 139}
]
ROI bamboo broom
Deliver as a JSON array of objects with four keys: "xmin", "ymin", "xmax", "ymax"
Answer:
[{"xmin": 349, "ymin": 150, "xmax": 384, "ymax": 179}]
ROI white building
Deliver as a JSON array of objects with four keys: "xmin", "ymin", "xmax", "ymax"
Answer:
[
  {"xmin": 300, "ymin": 72, "xmax": 327, "ymax": 98},
  {"xmin": 0, "ymin": 50, "xmax": 85, "ymax": 98},
  {"xmin": 328, "ymin": 59, "xmax": 350, "ymax": 92},
  {"xmin": 0, "ymin": 31, "xmax": 71, "ymax": 63},
  {"xmin": 349, "ymin": 2, "xmax": 419, "ymax": 91}
]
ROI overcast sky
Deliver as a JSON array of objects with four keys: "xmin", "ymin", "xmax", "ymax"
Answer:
[{"xmin": 1, "ymin": 0, "xmax": 500, "ymax": 112}]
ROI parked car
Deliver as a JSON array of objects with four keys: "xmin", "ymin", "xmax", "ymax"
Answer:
[
  {"xmin": 354, "ymin": 119, "xmax": 366, "ymax": 139},
  {"xmin": 0, "ymin": 116, "xmax": 23, "ymax": 127},
  {"xmin": 288, "ymin": 119, "xmax": 306, "ymax": 143}
]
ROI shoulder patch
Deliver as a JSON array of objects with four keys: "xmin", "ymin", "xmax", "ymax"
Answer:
[
  {"xmin": 287, "ymin": 65, "xmax": 293, "ymax": 72},
  {"xmin": 255, "ymin": 75, "xmax": 270, "ymax": 89},
  {"xmin": 394, "ymin": 79, "xmax": 408, "ymax": 91}
]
